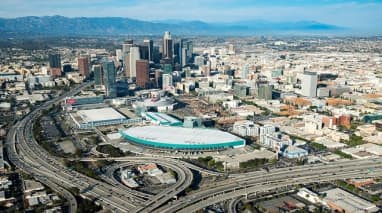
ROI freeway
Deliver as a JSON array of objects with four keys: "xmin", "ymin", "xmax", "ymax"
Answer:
[
  {"xmin": 102, "ymin": 160, "xmax": 193, "ymax": 213},
  {"xmin": 6, "ymin": 82, "xmax": 144, "ymax": 212},
  {"xmin": 157, "ymin": 157, "xmax": 382, "ymax": 213},
  {"xmin": 7, "ymin": 126, "xmax": 79, "ymax": 212},
  {"xmin": 227, "ymin": 188, "xmax": 296, "ymax": 213},
  {"xmin": 179, "ymin": 170, "xmax": 382, "ymax": 213},
  {"xmin": 5, "ymin": 81, "xmax": 197, "ymax": 212},
  {"xmin": 7, "ymin": 80, "xmax": 382, "ymax": 213},
  {"xmin": 81, "ymin": 156, "xmax": 224, "ymax": 176}
]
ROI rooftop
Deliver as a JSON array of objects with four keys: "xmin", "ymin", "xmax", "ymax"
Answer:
[
  {"xmin": 324, "ymin": 188, "xmax": 379, "ymax": 213},
  {"xmin": 122, "ymin": 126, "xmax": 244, "ymax": 146},
  {"xmin": 75, "ymin": 107, "xmax": 126, "ymax": 123},
  {"xmin": 143, "ymin": 112, "xmax": 182, "ymax": 126}
]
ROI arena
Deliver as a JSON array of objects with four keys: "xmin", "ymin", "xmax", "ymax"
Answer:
[{"xmin": 120, "ymin": 126, "xmax": 245, "ymax": 150}]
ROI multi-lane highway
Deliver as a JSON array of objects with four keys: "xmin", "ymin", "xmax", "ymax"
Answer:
[
  {"xmin": 157, "ymin": 157, "xmax": 382, "ymax": 212},
  {"xmin": 102, "ymin": 160, "xmax": 193, "ymax": 213},
  {"xmin": 5, "ymin": 82, "xmax": 197, "ymax": 213},
  {"xmin": 6, "ymin": 81, "xmax": 382, "ymax": 213},
  {"xmin": 6, "ymin": 83, "xmax": 142, "ymax": 212}
]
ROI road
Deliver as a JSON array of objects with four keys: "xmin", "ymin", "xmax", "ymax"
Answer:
[
  {"xmin": 157, "ymin": 157, "xmax": 382, "ymax": 213},
  {"xmin": 6, "ymin": 81, "xmax": 382, "ymax": 213},
  {"xmin": 6, "ymin": 82, "xmax": 141, "ymax": 212},
  {"xmin": 102, "ymin": 160, "xmax": 193, "ymax": 213},
  {"xmin": 5, "ymin": 82, "xmax": 196, "ymax": 212}
]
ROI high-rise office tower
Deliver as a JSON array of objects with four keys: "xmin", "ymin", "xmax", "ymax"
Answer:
[
  {"xmin": 116, "ymin": 49, "xmax": 123, "ymax": 61},
  {"xmin": 139, "ymin": 45, "xmax": 149, "ymax": 61},
  {"xmin": 241, "ymin": 64, "xmax": 249, "ymax": 79},
  {"xmin": 257, "ymin": 83, "xmax": 274, "ymax": 100},
  {"xmin": 178, "ymin": 39, "xmax": 185, "ymax": 66},
  {"xmin": 162, "ymin": 31, "xmax": 173, "ymax": 60},
  {"xmin": 78, "ymin": 56, "xmax": 90, "ymax": 78},
  {"xmin": 93, "ymin": 65, "xmax": 103, "ymax": 86},
  {"xmin": 49, "ymin": 53, "xmax": 61, "ymax": 68},
  {"xmin": 122, "ymin": 40, "xmax": 134, "ymax": 53},
  {"xmin": 122, "ymin": 40, "xmax": 134, "ymax": 76},
  {"xmin": 124, "ymin": 53, "xmax": 130, "ymax": 78},
  {"xmin": 129, "ymin": 46, "xmax": 141, "ymax": 79},
  {"xmin": 49, "ymin": 53, "xmax": 62, "ymax": 77},
  {"xmin": 153, "ymin": 46, "xmax": 161, "ymax": 63},
  {"xmin": 174, "ymin": 42, "xmax": 181, "ymax": 65},
  {"xmin": 301, "ymin": 71, "xmax": 318, "ymax": 98},
  {"xmin": 103, "ymin": 61, "xmax": 117, "ymax": 98},
  {"xmin": 180, "ymin": 39, "xmax": 193, "ymax": 65},
  {"xmin": 143, "ymin": 39, "xmax": 154, "ymax": 62},
  {"xmin": 185, "ymin": 40, "xmax": 193, "ymax": 62},
  {"xmin": 155, "ymin": 69, "xmax": 163, "ymax": 88},
  {"xmin": 136, "ymin": 60, "xmax": 150, "ymax": 89},
  {"xmin": 162, "ymin": 73, "xmax": 173, "ymax": 90},
  {"xmin": 181, "ymin": 48, "xmax": 188, "ymax": 67},
  {"xmin": 62, "ymin": 63, "xmax": 72, "ymax": 73}
]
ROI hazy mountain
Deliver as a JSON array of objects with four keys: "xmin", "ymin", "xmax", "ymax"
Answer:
[{"xmin": 0, "ymin": 16, "xmax": 343, "ymax": 37}]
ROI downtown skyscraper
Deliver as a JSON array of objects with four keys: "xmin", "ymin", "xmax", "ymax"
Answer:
[
  {"xmin": 162, "ymin": 31, "xmax": 173, "ymax": 62},
  {"xmin": 301, "ymin": 71, "xmax": 318, "ymax": 98},
  {"xmin": 48, "ymin": 53, "xmax": 62, "ymax": 77},
  {"xmin": 78, "ymin": 55, "xmax": 90, "ymax": 78},
  {"xmin": 143, "ymin": 39, "xmax": 154, "ymax": 62},
  {"xmin": 136, "ymin": 60, "xmax": 150, "ymax": 89},
  {"xmin": 103, "ymin": 60, "xmax": 117, "ymax": 98}
]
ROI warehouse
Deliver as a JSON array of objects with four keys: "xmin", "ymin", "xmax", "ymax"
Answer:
[
  {"xmin": 70, "ymin": 107, "xmax": 141, "ymax": 129},
  {"xmin": 120, "ymin": 126, "xmax": 245, "ymax": 150}
]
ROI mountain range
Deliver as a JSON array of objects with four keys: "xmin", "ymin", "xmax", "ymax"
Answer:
[{"xmin": 0, "ymin": 15, "xmax": 344, "ymax": 37}]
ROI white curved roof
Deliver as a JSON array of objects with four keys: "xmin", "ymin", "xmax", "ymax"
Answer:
[{"xmin": 122, "ymin": 126, "xmax": 244, "ymax": 145}]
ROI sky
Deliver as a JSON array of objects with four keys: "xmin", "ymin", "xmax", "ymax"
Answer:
[{"xmin": 0, "ymin": 0, "xmax": 381, "ymax": 31}]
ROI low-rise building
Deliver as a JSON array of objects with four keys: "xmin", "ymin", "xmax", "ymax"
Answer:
[
  {"xmin": 142, "ymin": 112, "xmax": 182, "ymax": 126},
  {"xmin": 69, "ymin": 107, "xmax": 141, "ymax": 129},
  {"xmin": 281, "ymin": 145, "xmax": 308, "ymax": 159},
  {"xmin": 348, "ymin": 178, "xmax": 375, "ymax": 188},
  {"xmin": 323, "ymin": 188, "xmax": 379, "ymax": 213},
  {"xmin": 356, "ymin": 124, "xmax": 377, "ymax": 137},
  {"xmin": 297, "ymin": 188, "xmax": 321, "ymax": 204},
  {"xmin": 137, "ymin": 163, "xmax": 163, "ymax": 176}
]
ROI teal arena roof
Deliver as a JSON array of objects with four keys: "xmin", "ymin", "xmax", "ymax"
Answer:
[{"xmin": 120, "ymin": 126, "xmax": 245, "ymax": 150}]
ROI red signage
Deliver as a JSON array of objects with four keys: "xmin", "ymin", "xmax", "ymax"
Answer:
[{"xmin": 66, "ymin": 98, "xmax": 76, "ymax": 105}]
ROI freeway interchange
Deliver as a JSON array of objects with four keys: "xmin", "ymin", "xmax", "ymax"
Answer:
[{"xmin": 5, "ymin": 82, "xmax": 382, "ymax": 213}]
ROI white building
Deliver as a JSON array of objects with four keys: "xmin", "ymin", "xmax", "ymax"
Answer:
[
  {"xmin": 233, "ymin": 120, "xmax": 257, "ymax": 137},
  {"xmin": 129, "ymin": 46, "xmax": 141, "ymax": 78},
  {"xmin": 241, "ymin": 64, "xmax": 249, "ymax": 79},
  {"xmin": 116, "ymin": 49, "xmax": 123, "ymax": 61},
  {"xmin": 297, "ymin": 188, "xmax": 321, "ymax": 204},
  {"xmin": 301, "ymin": 71, "xmax": 318, "ymax": 98},
  {"xmin": 194, "ymin": 56, "xmax": 204, "ymax": 67},
  {"xmin": 162, "ymin": 74, "xmax": 173, "ymax": 90}
]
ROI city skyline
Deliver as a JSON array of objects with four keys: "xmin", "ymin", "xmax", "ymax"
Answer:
[
  {"xmin": 0, "ymin": 0, "xmax": 382, "ymax": 33},
  {"xmin": 1, "ymin": 0, "xmax": 382, "ymax": 212}
]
